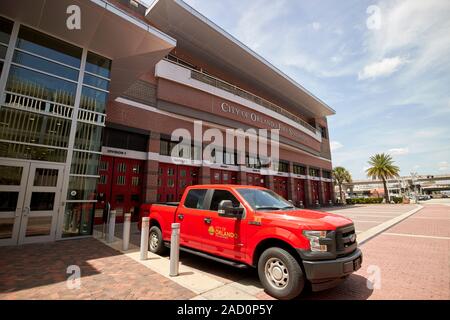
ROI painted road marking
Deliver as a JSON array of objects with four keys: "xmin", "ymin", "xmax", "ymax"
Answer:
[
  {"xmin": 383, "ymin": 233, "xmax": 450, "ymax": 240},
  {"xmin": 358, "ymin": 205, "xmax": 423, "ymax": 245}
]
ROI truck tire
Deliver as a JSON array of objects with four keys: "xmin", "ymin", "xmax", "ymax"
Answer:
[
  {"xmin": 257, "ymin": 247, "xmax": 305, "ymax": 300},
  {"xmin": 148, "ymin": 226, "xmax": 167, "ymax": 255}
]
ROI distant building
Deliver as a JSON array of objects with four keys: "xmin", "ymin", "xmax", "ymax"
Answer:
[{"xmin": 335, "ymin": 174, "xmax": 450, "ymax": 199}]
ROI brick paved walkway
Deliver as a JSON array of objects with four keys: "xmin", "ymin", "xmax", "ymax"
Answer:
[
  {"xmin": 1, "ymin": 204, "xmax": 448, "ymax": 300},
  {"xmin": 0, "ymin": 238, "xmax": 195, "ymax": 300},
  {"xmin": 289, "ymin": 204, "xmax": 450, "ymax": 300}
]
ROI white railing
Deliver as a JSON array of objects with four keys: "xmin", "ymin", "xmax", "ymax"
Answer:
[
  {"xmin": 164, "ymin": 58, "xmax": 318, "ymax": 135},
  {"xmin": 3, "ymin": 91, "xmax": 74, "ymax": 119}
]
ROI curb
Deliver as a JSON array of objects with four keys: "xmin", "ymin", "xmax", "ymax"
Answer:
[{"xmin": 358, "ymin": 205, "xmax": 424, "ymax": 245}]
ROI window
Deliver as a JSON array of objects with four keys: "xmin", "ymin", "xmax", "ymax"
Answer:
[
  {"xmin": 131, "ymin": 194, "xmax": 140, "ymax": 202},
  {"xmin": 184, "ymin": 189, "xmax": 207, "ymax": 209},
  {"xmin": 168, "ymin": 179, "xmax": 174, "ymax": 187},
  {"xmin": 99, "ymin": 175, "xmax": 107, "ymax": 184},
  {"xmin": 16, "ymin": 26, "xmax": 82, "ymax": 68},
  {"xmin": 319, "ymin": 126, "xmax": 328, "ymax": 139},
  {"xmin": 117, "ymin": 163, "xmax": 126, "ymax": 172},
  {"xmin": 102, "ymin": 127, "xmax": 148, "ymax": 152},
  {"xmin": 293, "ymin": 164, "xmax": 306, "ymax": 175},
  {"xmin": 323, "ymin": 171, "xmax": 332, "ymax": 179},
  {"xmin": 132, "ymin": 164, "xmax": 140, "ymax": 173},
  {"xmin": 209, "ymin": 190, "xmax": 240, "ymax": 211},
  {"xmin": 116, "ymin": 194, "xmax": 124, "ymax": 203},
  {"xmin": 278, "ymin": 161, "xmax": 289, "ymax": 173},
  {"xmin": 99, "ymin": 161, "xmax": 108, "ymax": 171},
  {"xmin": 116, "ymin": 176, "xmax": 125, "ymax": 185},
  {"xmin": 309, "ymin": 168, "xmax": 320, "ymax": 177},
  {"xmin": 131, "ymin": 176, "xmax": 140, "ymax": 186}
]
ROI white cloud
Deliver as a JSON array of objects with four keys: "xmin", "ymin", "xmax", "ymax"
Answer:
[
  {"xmin": 388, "ymin": 147, "xmax": 409, "ymax": 155},
  {"xmin": 311, "ymin": 22, "xmax": 321, "ymax": 31},
  {"xmin": 438, "ymin": 161, "xmax": 449, "ymax": 171},
  {"xmin": 330, "ymin": 141, "xmax": 344, "ymax": 151},
  {"xmin": 358, "ymin": 56, "xmax": 406, "ymax": 80}
]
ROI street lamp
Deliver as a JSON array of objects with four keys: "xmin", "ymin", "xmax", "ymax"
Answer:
[{"xmin": 411, "ymin": 172, "xmax": 419, "ymax": 204}]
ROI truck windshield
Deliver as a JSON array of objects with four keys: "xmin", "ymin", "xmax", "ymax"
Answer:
[{"xmin": 237, "ymin": 189, "xmax": 295, "ymax": 211}]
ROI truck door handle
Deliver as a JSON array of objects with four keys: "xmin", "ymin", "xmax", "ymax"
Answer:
[
  {"xmin": 204, "ymin": 217, "xmax": 212, "ymax": 224},
  {"xmin": 178, "ymin": 214, "xmax": 184, "ymax": 220}
]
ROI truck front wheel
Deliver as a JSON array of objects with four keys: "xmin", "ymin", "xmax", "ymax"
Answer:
[
  {"xmin": 257, "ymin": 247, "xmax": 305, "ymax": 300},
  {"xmin": 148, "ymin": 226, "xmax": 167, "ymax": 255}
]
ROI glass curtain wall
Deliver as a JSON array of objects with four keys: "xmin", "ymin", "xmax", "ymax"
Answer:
[{"xmin": 0, "ymin": 19, "xmax": 111, "ymax": 238}]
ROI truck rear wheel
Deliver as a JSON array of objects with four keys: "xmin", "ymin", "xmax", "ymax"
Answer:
[
  {"xmin": 148, "ymin": 226, "xmax": 167, "ymax": 255},
  {"xmin": 257, "ymin": 247, "xmax": 305, "ymax": 300}
]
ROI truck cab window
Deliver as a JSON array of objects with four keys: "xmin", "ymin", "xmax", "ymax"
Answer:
[
  {"xmin": 184, "ymin": 189, "xmax": 207, "ymax": 209},
  {"xmin": 210, "ymin": 190, "xmax": 240, "ymax": 211}
]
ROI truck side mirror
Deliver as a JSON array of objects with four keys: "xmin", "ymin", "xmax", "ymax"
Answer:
[{"xmin": 218, "ymin": 200, "xmax": 244, "ymax": 218}]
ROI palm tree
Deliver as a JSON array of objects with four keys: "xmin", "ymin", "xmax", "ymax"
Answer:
[
  {"xmin": 332, "ymin": 167, "xmax": 352, "ymax": 204},
  {"xmin": 366, "ymin": 153, "xmax": 400, "ymax": 203}
]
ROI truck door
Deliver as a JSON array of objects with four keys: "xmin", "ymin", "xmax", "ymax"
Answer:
[
  {"xmin": 175, "ymin": 188, "xmax": 209, "ymax": 251},
  {"xmin": 201, "ymin": 189, "xmax": 245, "ymax": 261}
]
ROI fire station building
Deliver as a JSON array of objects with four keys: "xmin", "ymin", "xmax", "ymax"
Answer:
[{"xmin": 0, "ymin": 0, "xmax": 335, "ymax": 245}]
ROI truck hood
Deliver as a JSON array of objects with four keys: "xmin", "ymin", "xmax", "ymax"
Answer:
[{"xmin": 259, "ymin": 208, "xmax": 353, "ymax": 230}]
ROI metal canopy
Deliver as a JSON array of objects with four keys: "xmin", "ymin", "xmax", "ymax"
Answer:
[
  {"xmin": 0, "ymin": 0, "xmax": 176, "ymax": 100},
  {"xmin": 145, "ymin": 0, "xmax": 335, "ymax": 118}
]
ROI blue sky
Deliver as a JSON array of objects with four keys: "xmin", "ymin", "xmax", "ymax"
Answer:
[{"xmin": 146, "ymin": 0, "xmax": 450, "ymax": 179}]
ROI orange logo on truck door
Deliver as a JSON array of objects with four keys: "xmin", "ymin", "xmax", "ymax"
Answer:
[{"xmin": 208, "ymin": 225, "xmax": 238, "ymax": 239}]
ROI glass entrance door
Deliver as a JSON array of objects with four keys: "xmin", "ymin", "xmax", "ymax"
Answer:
[
  {"xmin": 0, "ymin": 160, "xmax": 64, "ymax": 245},
  {"xmin": 0, "ymin": 160, "xmax": 30, "ymax": 246}
]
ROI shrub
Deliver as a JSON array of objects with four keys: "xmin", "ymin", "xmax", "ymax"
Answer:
[
  {"xmin": 346, "ymin": 197, "xmax": 383, "ymax": 205},
  {"xmin": 391, "ymin": 197, "xmax": 403, "ymax": 204}
]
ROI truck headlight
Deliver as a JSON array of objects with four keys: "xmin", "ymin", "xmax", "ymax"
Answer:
[{"xmin": 302, "ymin": 230, "xmax": 328, "ymax": 252}]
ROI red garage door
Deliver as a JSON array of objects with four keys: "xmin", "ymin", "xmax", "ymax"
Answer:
[
  {"xmin": 157, "ymin": 163, "xmax": 199, "ymax": 202},
  {"xmin": 96, "ymin": 156, "xmax": 144, "ymax": 223},
  {"xmin": 311, "ymin": 180, "xmax": 321, "ymax": 205},
  {"xmin": 247, "ymin": 173, "xmax": 266, "ymax": 187},
  {"xmin": 294, "ymin": 178, "xmax": 306, "ymax": 206},
  {"xmin": 210, "ymin": 169, "xmax": 238, "ymax": 185},
  {"xmin": 273, "ymin": 176, "xmax": 288, "ymax": 199},
  {"xmin": 323, "ymin": 182, "xmax": 332, "ymax": 204}
]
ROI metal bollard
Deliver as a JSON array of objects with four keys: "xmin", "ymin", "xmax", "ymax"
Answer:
[
  {"xmin": 169, "ymin": 223, "xmax": 180, "ymax": 277},
  {"xmin": 140, "ymin": 217, "xmax": 150, "ymax": 260},
  {"xmin": 107, "ymin": 210, "xmax": 116, "ymax": 243},
  {"xmin": 122, "ymin": 213, "xmax": 131, "ymax": 251}
]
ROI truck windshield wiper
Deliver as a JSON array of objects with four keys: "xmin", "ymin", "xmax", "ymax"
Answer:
[
  {"xmin": 280, "ymin": 206, "xmax": 295, "ymax": 210},
  {"xmin": 255, "ymin": 206, "xmax": 282, "ymax": 210}
]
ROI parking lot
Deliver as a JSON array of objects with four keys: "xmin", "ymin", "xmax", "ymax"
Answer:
[{"xmin": 1, "ymin": 203, "xmax": 449, "ymax": 300}]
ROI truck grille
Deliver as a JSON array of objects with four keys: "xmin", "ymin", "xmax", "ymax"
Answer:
[{"xmin": 335, "ymin": 224, "xmax": 357, "ymax": 257}]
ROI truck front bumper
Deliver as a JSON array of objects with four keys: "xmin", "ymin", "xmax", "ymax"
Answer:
[{"xmin": 301, "ymin": 248, "xmax": 363, "ymax": 291}]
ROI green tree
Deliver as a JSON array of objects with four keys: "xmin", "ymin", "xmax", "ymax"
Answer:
[
  {"xmin": 366, "ymin": 153, "xmax": 400, "ymax": 203},
  {"xmin": 332, "ymin": 167, "xmax": 352, "ymax": 204}
]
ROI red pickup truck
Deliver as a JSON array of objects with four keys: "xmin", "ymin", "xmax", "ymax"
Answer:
[{"xmin": 139, "ymin": 185, "xmax": 362, "ymax": 300}]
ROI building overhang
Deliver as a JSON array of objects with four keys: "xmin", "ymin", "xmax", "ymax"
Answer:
[
  {"xmin": 0, "ymin": 0, "xmax": 176, "ymax": 100},
  {"xmin": 145, "ymin": 0, "xmax": 335, "ymax": 118}
]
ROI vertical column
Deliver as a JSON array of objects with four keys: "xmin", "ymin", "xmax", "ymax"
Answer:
[
  {"xmin": 266, "ymin": 174, "xmax": 275, "ymax": 191},
  {"xmin": 144, "ymin": 132, "xmax": 160, "ymax": 203},
  {"xmin": 238, "ymin": 169, "xmax": 247, "ymax": 185},
  {"xmin": 287, "ymin": 162, "xmax": 297, "ymax": 204},
  {"xmin": 200, "ymin": 165, "xmax": 210, "ymax": 184},
  {"xmin": 319, "ymin": 169, "xmax": 326, "ymax": 206},
  {"xmin": 304, "ymin": 165, "xmax": 313, "ymax": 207}
]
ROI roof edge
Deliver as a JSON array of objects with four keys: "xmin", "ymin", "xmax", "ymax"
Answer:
[{"xmin": 146, "ymin": 0, "xmax": 336, "ymax": 116}]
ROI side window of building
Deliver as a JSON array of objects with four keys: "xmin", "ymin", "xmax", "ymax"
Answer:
[
  {"xmin": 103, "ymin": 127, "xmax": 148, "ymax": 152},
  {"xmin": 209, "ymin": 190, "xmax": 240, "ymax": 211},
  {"xmin": 278, "ymin": 161, "xmax": 289, "ymax": 173},
  {"xmin": 184, "ymin": 189, "xmax": 208, "ymax": 209}
]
